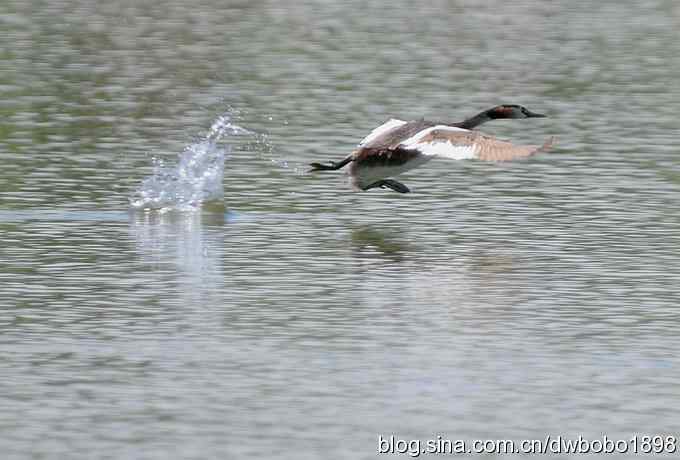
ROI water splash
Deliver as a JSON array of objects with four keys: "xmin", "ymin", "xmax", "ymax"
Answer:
[
  {"xmin": 241, "ymin": 126, "xmax": 305, "ymax": 176},
  {"xmin": 130, "ymin": 113, "xmax": 251, "ymax": 211}
]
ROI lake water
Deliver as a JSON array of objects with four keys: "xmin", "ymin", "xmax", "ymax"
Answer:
[{"xmin": 2, "ymin": 0, "xmax": 680, "ymax": 458}]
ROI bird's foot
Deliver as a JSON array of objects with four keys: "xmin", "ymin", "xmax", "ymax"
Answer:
[{"xmin": 365, "ymin": 179, "xmax": 410, "ymax": 193}]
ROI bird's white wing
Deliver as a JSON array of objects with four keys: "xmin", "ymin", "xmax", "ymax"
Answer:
[
  {"xmin": 358, "ymin": 119, "xmax": 407, "ymax": 147},
  {"xmin": 401, "ymin": 126, "xmax": 553, "ymax": 161},
  {"xmin": 400, "ymin": 126, "xmax": 477, "ymax": 160}
]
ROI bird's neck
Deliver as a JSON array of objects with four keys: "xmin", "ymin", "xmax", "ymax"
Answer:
[{"xmin": 455, "ymin": 110, "xmax": 494, "ymax": 130}]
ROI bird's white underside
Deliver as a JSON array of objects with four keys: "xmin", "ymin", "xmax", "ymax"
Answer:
[{"xmin": 352, "ymin": 155, "xmax": 432, "ymax": 189}]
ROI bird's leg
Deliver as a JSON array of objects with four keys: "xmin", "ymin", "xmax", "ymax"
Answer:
[
  {"xmin": 364, "ymin": 179, "xmax": 411, "ymax": 193},
  {"xmin": 381, "ymin": 179, "xmax": 411, "ymax": 193},
  {"xmin": 309, "ymin": 156, "xmax": 353, "ymax": 172}
]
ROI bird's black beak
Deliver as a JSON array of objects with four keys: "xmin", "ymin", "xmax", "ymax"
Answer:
[{"xmin": 526, "ymin": 110, "xmax": 546, "ymax": 118}]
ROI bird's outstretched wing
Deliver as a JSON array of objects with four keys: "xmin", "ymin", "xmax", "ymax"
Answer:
[
  {"xmin": 358, "ymin": 119, "xmax": 407, "ymax": 147},
  {"xmin": 400, "ymin": 126, "xmax": 553, "ymax": 161}
]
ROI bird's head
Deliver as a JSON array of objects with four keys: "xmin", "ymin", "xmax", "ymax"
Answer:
[{"xmin": 488, "ymin": 104, "xmax": 546, "ymax": 120}]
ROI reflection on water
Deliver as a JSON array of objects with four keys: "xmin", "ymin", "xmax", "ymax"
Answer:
[
  {"xmin": 129, "ymin": 210, "xmax": 228, "ymax": 287},
  {"xmin": 2, "ymin": 0, "xmax": 680, "ymax": 458},
  {"xmin": 349, "ymin": 226, "xmax": 411, "ymax": 262},
  {"xmin": 0, "ymin": 210, "xmax": 131, "ymax": 222}
]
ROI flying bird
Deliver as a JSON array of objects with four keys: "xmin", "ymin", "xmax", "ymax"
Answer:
[{"xmin": 309, "ymin": 105, "xmax": 553, "ymax": 193}]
